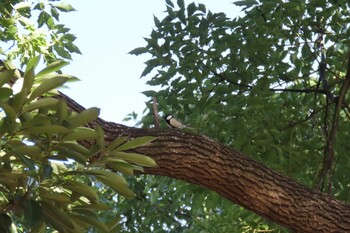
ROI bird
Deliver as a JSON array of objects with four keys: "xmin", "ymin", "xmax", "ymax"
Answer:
[{"xmin": 164, "ymin": 114, "xmax": 189, "ymax": 129}]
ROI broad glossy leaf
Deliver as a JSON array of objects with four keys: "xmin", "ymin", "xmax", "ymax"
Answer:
[
  {"xmin": 61, "ymin": 127, "xmax": 97, "ymax": 141},
  {"xmin": 61, "ymin": 180, "xmax": 98, "ymax": 203},
  {"xmin": 9, "ymin": 145, "xmax": 35, "ymax": 170},
  {"xmin": 69, "ymin": 213, "xmax": 109, "ymax": 233},
  {"xmin": 29, "ymin": 76, "xmax": 68, "ymax": 101},
  {"xmin": 65, "ymin": 107, "xmax": 100, "ymax": 129},
  {"xmin": 25, "ymin": 55, "xmax": 40, "ymax": 73},
  {"xmin": 21, "ymin": 125, "xmax": 70, "ymax": 134},
  {"xmin": 57, "ymin": 100, "xmax": 68, "ymax": 123},
  {"xmin": 113, "ymin": 136, "xmax": 156, "ymax": 152},
  {"xmin": 22, "ymin": 97, "xmax": 59, "ymax": 113},
  {"xmin": 22, "ymin": 199, "xmax": 43, "ymax": 229},
  {"xmin": 109, "ymin": 151, "xmax": 157, "ymax": 167},
  {"xmin": 105, "ymin": 136, "xmax": 128, "ymax": 152},
  {"xmin": 0, "ymin": 87, "xmax": 13, "ymax": 102},
  {"xmin": 36, "ymin": 60, "xmax": 69, "ymax": 78},
  {"xmin": 0, "ymin": 70, "xmax": 15, "ymax": 87},
  {"xmin": 0, "ymin": 103, "xmax": 16, "ymax": 123},
  {"xmin": 22, "ymin": 67, "xmax": 35, "ymax": 95},
  {"xmin": 85, "ymin": 170, "xmax": 135, "ymax": 198},
  {"xmin": 41, "ymin": 201, "xmax": 78, "ymax": 232}
]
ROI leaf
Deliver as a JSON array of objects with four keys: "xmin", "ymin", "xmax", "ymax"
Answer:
[
  {"xmin": 9, "ymin": 89, "xmax": 27, "ymax": 112},
  {"xmin": 113, "ymin": 136, "xmax": 157, "ymax": 152},
  {"xmin": 61, "ymin": 127, "xmax": 97, "ymax": 141},
  {"xmin": 22, "ymin": 97, "xmax": 59, "ymax": 112},
  {"xmin": 29, "ymin": 76, "xmax": 68, "ymax": 101},
  {"xmin": 57, "ymin": 100, "xmax": 68, "ymax": 124},
  {"xmin": 21, "ymin": 125, "xmax": 70, "ymax": 134},
  {"xmin": 95, "ymin": 125, "xmax": 105, "ymax": 149},
  {"xmin": 69, "ymin": 213, "xmax": 109, "ymax": 233},
  {"xmin": 233, "ymin": 0, "xmax": 258, "ymax": 7},
  {"xmin": 22, "ymin": 199, "xmax": 43, "ymax": 229},
  {"xmin": 105, "ymin": 136, "xmax": 128, "ymax": 152},
  {"xmin": 9, "ymin": 144, "xmax": 35, "ymax": 170},
  {"xmin": 106, "ymin": 161, "xmax": 134, "ymax": 175},
  {"xmin": 165, "ymin": 0, "xmax": 175, "ymax": 8},
  {"xmin": 41, "ymin": 201, "xmax": 77, "ymax": 232},
  {"xmin": 22, "ymin": 68, "xmax": 35, "ymax": 95},
  {"xmin": 65, "ymin": 107, "xmax": 100, "ymax": 129},
  {"xmin": 54, "ymin": 3, "xmax": 76, "ymax": 12},
  {"xmin": 61, "ymin": 180, "xmax": 98, "ymax": 203},
  {"xmin": 0, "ymin": 103, "xmax": 17, "ymax": 123},
  {"xmin": 86, "ymin": 170, "xmax": 135, "ymax": 198},
  {"xmin": 36, "ymin": 60, "xmax": 69, "ymax": 78},
  {"xmin": 25, "ymin": 55, "xmax": 41, "ymax": 73},
  {"xmin": 14, "ymin": 2, "xmax": 32, "ymax": 10},
  {"xmin": 0, "ymin": 70, "xmax": 15, "ymax": 87},
  {"xmin": 109, "ymin": 151, "xmax": 157, "ymax": 167},
  {"xmin": 0, "ymin": 88, "xmax": 13, "ymax": 102},
  {"xmin": 128, "ymin": 47, "xmax": 148, "ymax": 55}
]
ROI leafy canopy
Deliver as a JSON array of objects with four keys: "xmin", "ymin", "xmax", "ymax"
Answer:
[{"xmin": 127, "ymin": 0, "xmax": 350, "ymax": 231}]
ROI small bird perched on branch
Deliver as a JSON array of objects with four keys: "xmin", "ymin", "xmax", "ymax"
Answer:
[{"xmin": 164, "ymin": 114, "xmax": 192, "ymax": 129}]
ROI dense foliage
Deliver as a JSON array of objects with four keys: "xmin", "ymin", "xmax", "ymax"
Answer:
[
  {"xmin": 128, "ymin": 0, "xmax": 350, "ymax": 231},
  {"xmin": 0, "ymin": 1, "xmax": 157, "ymax": 232}
]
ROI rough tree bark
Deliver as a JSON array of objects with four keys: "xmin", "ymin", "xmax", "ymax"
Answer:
[{"xmin": 58, "ymin": 92, "xmax": 350, "ymax": 233}]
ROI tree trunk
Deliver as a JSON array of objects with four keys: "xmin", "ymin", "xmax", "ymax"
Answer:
[{"xmin": 59, "ymin": 92, "xmax": 350, "ymax": 233}]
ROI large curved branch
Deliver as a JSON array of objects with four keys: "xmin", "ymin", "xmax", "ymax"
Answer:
[{"xmin": 59, "ymin": 91, "xmax": 350, "ymax": 233}]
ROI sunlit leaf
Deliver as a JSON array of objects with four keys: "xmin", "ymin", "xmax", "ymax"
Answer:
[{"xmin": 113, "ymin": 136, "xmax": 156, "ymax": 152}]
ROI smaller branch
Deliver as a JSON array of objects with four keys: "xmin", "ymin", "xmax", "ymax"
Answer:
[{"xmin": 316, "ymin": 51, "xmax": 350, "ymax": 190}]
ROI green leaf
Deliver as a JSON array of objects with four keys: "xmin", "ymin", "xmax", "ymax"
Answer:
[
  {"xmin": 61, "ymin": 127, "xmax": 97, "ymax": 141},
  {"xmin": 113, "ymin": 136, "xmax": 157, "ymax": 152},
  {"xmin": 9, "ymin": 89, "xmax": 27, "ymax": 112},
  {"xmin": 54, "ymin": 3, "xmax": 76, "ymax": 12},
  {"xmin": 233, "ymin": 0, "xmax": 258, "ymax": 7},
  {"xmin": 22, "ymin": 98, "xmax": 59, "ymax": 112},
  {"xmin": 69, "ymin": 213, "xmax": 109, "ymax": 233},
  {"xmin": 57, "ymin": 100, "xmax": 68, "ymax": 124},
  {"xmin": 36, "ymin": 60, "xmax": 69, "ymax": 78},
  {"xmin": 0, "ymin": 70, "xmax": 15, "ymax": 87},
  {"xmin": 0, "ymin": 88, "xmax": 13, "ymax": 102},
  {"xmin": 9, "ymin": 144, "xmax": 35, "ymax": 170},
  {"xmin": 41, "ymin": 201, "xmax": 77, "ymax": 232},
  {"xmin": 65, "ymin": 107, "xmax": 100, "ymax": 129},
  {"xmin": 61, "ymin": 180, "xmax": 98, "ymax": 203},
  {"xmin": 105, "ymin": 136, "xmax": 128, "ymax": 152},
  {"xmin": 22, "ymin": 200, "xmax": 43, "ymax": 229},
  {"xmin": 25, "ymin": 55, "xmax": 41, "ymax": 73},
  {"xmin": 128, "ymin": 47, "xmax": 148, "ymax": 55},
  {"xmin": 106, "ymin": 161, "xmax": 134, "ymax": 175},
  {"xmin": 109, "ymin": 151, "xmax": 157, "ymax": 167},
  {"xmin": 166, "ymin": 0, "xmax": 175, "ymax": 8},
  {"xmin": 0, "ymin": 103, "xmax": 17, "ymax": 123},
  {"xmin": 22, "ymin": 68, "xmax": 35, "ymax": 95},
  {"xmin": 86, "ymin": 170, "xmax": 135, "ymax": 198},
  {"xmin": 29, "ymin": 76, "xmax": 68, "ymax": 101},
  {"xmin": 21, "ymin": 125, "xmax": 70, "ymax": 134}
]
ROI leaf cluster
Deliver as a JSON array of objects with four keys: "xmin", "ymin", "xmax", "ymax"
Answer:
[
  {"xmin": 0, "ymin": 1, "xmax": 81, "ymax": 66},
  {"xmin": 0, "ymin": 57, "xmax": 157, "ymax": 232}
]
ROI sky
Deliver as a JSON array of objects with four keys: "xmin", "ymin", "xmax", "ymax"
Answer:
[{"xmin": 60, "ymin": 1, "xmax": 240, "ymax": 125}]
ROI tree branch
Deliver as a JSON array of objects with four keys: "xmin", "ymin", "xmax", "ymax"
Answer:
[{"xmin": 56, "ymin": 91, "xmax": 350, "ymax": 233}]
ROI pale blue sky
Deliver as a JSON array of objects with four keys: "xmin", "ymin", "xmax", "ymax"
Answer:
[{"xmin": 61, "ymin": 1, "xmax": 240, "ymax": 125}]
